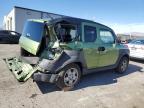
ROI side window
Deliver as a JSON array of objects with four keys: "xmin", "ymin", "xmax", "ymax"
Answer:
[
  {"xmin": 84, "ymin": 25, "xmax": 97, "ymax": 42},
  {"xmin": 54, "ymin": 23, "xmax": 77, "ymax": 42},
  {"xmin": 100, "ymin": 30, "xmax": 115, "ymax": 44}
]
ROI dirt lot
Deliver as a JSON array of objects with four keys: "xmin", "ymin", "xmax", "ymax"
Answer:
[{"xmin": 0, "ymin": 44, "xmax": 144, "ymax": 108}]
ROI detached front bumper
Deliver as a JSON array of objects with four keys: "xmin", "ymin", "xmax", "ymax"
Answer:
[
  {"xmin": 4, "ymin": 57, "xmax": 39, "ymax": 82},
  {"xmin": 4, "ymin": 56, "xmax": 59, "ymax": 83},
  {"xmin": 33, "ymin": 72, "xmax": 59, "ymax": 83}
]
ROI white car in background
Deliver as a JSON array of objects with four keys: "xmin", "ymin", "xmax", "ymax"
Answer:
[{"xmin": 127, "ymin": 39, "xmax": 144, "ymax": 60}]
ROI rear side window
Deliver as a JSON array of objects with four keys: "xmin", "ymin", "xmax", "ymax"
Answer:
[
  {"xmin": 100, "ymin": 30, "xmax": 115, "ymax": 44},
  {"xmin": 84, "ymin": 25, "xmax": 97, "ymax": 42}
]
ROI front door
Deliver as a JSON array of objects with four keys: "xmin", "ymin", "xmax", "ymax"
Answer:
[{"xmin": 98, "ymin": 29, "xmax": 119, "ymax": 67}]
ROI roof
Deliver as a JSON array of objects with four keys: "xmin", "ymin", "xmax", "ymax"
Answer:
[
  {"xmin": 49, "ymin": 17, "xmax": 112, "ymax": 30},
  {"xmin": 28, "ymin": 17, "xmax": 112, "ymax": 31}
]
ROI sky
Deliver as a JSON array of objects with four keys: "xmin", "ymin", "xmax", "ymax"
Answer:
[{"xmin": 0, "ymin": 0, "xmax": 144, "ymax": 33}]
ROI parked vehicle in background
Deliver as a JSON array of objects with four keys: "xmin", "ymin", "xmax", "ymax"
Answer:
[
  {"xmin": 4, "ymin": 17, "xmax": 129, "ymax": 90},
  {"xmin": 121, "ymin": 39, "xmax": 132, "ymax": 44},
  {"xmin": 127, "ymin": 39, "xmax": 144, "ymax": 60},
  {"xmin": 0, "ymin": 30, "xmax": 21, "ymax": 44}
]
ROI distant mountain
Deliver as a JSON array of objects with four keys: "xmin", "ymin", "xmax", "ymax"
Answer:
[
  {"xmin": 130, "ymin": 32, "xmax": 144, "ymax": 37},
  {"xmin": 123, "ymin": 32, "xmax": 144, "ymax": 37},
  {"xmin": 117, "ymin": 32, "xmax": 144, "ymax": 40}
]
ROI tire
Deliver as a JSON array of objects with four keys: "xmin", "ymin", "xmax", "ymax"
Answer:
[
  {"xmin": 56, "ymin": 63, "xmax": 81, "ymax": 91},
  {"xmin": 115, "ymin": 56, "xmax": 129, "ymax": 74}
]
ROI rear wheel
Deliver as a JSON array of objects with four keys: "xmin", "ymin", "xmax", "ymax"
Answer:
[
  {"xmin": 56, "ymin": 64, "xmax": 81, "ymax": 91},
  {"xmin": 115, "ymin": 57, "xmax": 129, "ymax": 74}
]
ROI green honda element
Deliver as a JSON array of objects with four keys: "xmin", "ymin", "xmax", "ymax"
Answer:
[{"xmin": 4, "ymin": 17, "xmax": 129, "ymax": 90}]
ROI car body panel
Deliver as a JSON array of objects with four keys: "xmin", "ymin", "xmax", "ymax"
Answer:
[
  {"xmin": 81, "ymin": 22, "xmax": 119, "ymax": 68},
  {"xmin": 81, "ymin": 22, "xmax": 100, "ymax": 68},
  {"xmin": 4, "ymin": 57, "xmax": 36, "ymax": 81},
  {"xmin": 19, "ymin": 36, "xmax": 40, "ymax": 55},
  {"xmin": 98, "ymin": 43, "xmax": 119, "ymax": 67}
]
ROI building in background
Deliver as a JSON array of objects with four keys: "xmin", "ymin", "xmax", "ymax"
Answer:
[
  {"xmin": 117, "ymin": 32, "xmax": 144, "ymax": 43},
  {"xmin": 117, "ymin": 32, "xmax": 144, "ymax": 41},
  {"xmin": 3, "ymin": 6, "xmax": 64, "ymax": 33}
]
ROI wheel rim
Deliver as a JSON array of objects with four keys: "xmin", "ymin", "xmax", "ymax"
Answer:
[
  {"xmin": 64, "ymin": 68, "xmax": 79, "ymax": 86},
  {"xmin": 121, "ymin": 59, "xmax": 128, "ymax": 72}
]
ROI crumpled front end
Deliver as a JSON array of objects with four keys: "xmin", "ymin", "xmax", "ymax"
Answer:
[
  {"xmin": 4, "ymin": 57, "xmax": 39, "ymax": 82},
  {"xmin": 4, "ymin": 49, "xmax": 62, "ymax": 82}
]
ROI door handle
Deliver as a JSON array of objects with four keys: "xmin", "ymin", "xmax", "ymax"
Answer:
[{"xmin": 98, "ymin": 47, "xmax": 105, "ymax": 51}]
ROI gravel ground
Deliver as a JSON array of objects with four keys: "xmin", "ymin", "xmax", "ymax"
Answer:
[{"xmin": 0, "ymin": 44, "xmax": 144, "ymax": 108}]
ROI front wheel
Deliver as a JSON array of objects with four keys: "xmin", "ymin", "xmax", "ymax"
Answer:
[
  {"xmin": 115, "ymin": 56, "xmax": 129, "ymax": 74},
  {"xmin": 56, "ymin": 64, "xmax": 81, "ymax": 91}
]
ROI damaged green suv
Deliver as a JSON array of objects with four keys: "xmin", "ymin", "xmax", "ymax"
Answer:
[{"xmin": 4, "ymin": 17, "xmax": 129, "ymax": 90}]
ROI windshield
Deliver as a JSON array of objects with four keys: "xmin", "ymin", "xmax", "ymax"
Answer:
[{"xmin": 22, "ymin": 21, "xmax": 44, "ymax": 42}]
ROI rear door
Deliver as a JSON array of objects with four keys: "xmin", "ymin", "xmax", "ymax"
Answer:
[{"xmin": 81, "ymin": 22, "xmax": 100, "ymax": 69}]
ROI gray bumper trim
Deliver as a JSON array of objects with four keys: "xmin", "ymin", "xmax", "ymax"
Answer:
[{"xmin": 33, "ymin": 72, "xmax": 59, "ymax": 83}]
